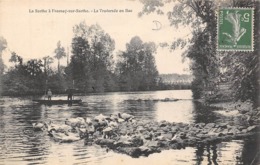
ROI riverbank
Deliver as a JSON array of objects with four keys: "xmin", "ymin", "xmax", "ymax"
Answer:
[{"xmin": 210, "ymin": 100, "xmax": 260, "ymax": 126}]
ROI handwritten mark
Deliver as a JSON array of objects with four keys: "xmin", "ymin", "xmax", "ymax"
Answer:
[{"xmin": 152, "ymin": 20, "xmax": 162, "ymax": 30}]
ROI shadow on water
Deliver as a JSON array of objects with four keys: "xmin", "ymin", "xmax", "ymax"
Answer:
[
  {"xmin": 240, "ymin": 134, "xmax": 260, "ymax": 165},
  {"xmin": 193, "ymin": 133, "xmax": 260, "ymax": 165},
  {"xmin": 192, "ymin": 101, "xmax": 223, "ymax": 124},
  {"xmin": 195, "ymin": 142, "xmax": 224, "ymax": 165}
]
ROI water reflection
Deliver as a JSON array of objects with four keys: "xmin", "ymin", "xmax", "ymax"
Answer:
[
  {"xmin": 192, "ymin": 101, "xmax": 223, "ymax": 124},
  {"xmin": 156, "ymin": 100, "xmax": 194, "ymax": 123},
  {"xmin": 240, "ymin": 134, "xmax": 260, "ymax": 165},
  {"xmin": 194, "ymin": 141, "xmax": 242, "ymax": 165},
  {"xmin": 0, "ymin": 90, "xmax": 258, "ymax": 165}
]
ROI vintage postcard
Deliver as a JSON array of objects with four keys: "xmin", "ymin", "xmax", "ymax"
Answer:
[{"xmin": 0, "ymin": 0, "xmax": 259, "ymax": 165}]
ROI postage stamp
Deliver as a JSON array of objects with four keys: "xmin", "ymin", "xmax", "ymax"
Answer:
[{"xmin": 217, "ymin": 8, "xmax": 254, "ymax": 51}]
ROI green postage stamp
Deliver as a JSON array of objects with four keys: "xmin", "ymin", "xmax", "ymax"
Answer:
[{"xmin": 217, "ymin": 8, "xmax": 254, "ymax": 51}]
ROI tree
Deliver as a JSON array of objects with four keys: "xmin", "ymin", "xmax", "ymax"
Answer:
[
  {"xmin": 139, "ymin": 0, "xmax": 219, "ymax": 96},
  {"xmin": 0, "ymin": 37, "xmax": 7, "ymax": 74},
  {"xmin": 54, "ymin": 41, "xmax": 66, "ymax": 73},
  {"xmin": 138, "ymin": 1, "xmax": 220, "ymax": 98},
  {"xmin": 220, "ymin": 0, "xmax": 259, "ymax": 107},
  {"xmin": 66, "ymin": 22, "xmax": 115, "ymax": 92},
  {"xmin": 0, "ymin": 36, "xmax": 7, "ymax": 58},
  {"xmin": 138, "ymin": 0, "xmax": 259, "ymax": 106},
  {"xmin": 25, "ymin": 59, "xmax": 44, "ymax": 77},
  {"xmin": 9, "ymin": 52, "xmax": 23, "ymax": 66},
  {"xmin": 116, "ymin": 36, "xmax": 158, "ymax": 91},
  {"xmin": 0, "ymin": 36, "xmax": 7, "ymax": 95},
  {"xmin": 3, "ymin": 54, "xmax": 45, "ymax": 95},
  {"xmin": 43, "ymin": 55, "xmax": 67, "ymax": 94},
  {"xmin": 3, "ymin": 52, "xmax": 66, "ymax": 95},
  {"xmin": 43, "ymin": 56, "xmax": 54, "ymax": 76}
]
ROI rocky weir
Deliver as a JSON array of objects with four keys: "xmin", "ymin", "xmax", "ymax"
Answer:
[{"xmin": 32, "ymin": 108, "xmax": 260, "ymax": 158}]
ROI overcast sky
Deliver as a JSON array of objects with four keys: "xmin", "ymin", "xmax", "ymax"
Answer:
[{"xmin": 0, "ymin": 0, "xmax": 191, "ymax": 74}]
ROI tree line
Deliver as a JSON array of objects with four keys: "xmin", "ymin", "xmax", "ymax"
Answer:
[{"xmin": 0, "ymin": 23, "xmax": 172, "ymax": 96}]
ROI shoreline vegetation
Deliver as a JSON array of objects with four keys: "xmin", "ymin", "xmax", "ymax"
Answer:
[
  {"xmin": 0, "ymin": 82, "xmax": 192, "ymax": 96},
  {"xmin": 0, "ymin": 87, "xmax": 191, "ymax": 97}
]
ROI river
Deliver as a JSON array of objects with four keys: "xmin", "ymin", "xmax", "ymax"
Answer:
[{"xmin": 0, "ymin": 90, "xmax": 258, "ymax": 165}]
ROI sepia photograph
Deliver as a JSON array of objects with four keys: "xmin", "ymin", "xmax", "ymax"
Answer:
[{"xmin": 0, "ymin": 0, "xmax": 259, "ymax": 164}]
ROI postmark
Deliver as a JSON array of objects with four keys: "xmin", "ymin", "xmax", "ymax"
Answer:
[{"xmin": 217, "ymin": 8, "xmax": 254, "ymax": 51}]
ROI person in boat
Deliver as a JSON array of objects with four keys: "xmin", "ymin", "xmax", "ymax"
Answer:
[
  {"xmin": 47, "ymin": 89, "xmax": 52, "ymax": 100},
  {"xmin": 67, "ymin": 89, "xmax": 73, "ymax": 101}
]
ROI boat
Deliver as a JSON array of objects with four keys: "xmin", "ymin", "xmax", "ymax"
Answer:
[
  {"xmin": 32, "ymin": 99, "xmax": 82, "ymax": 105},
  {"xmin": 33, "ymin": 80, "xmax": 83, "ymax": 105}
]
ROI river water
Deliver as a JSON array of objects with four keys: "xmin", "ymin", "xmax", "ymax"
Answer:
[{"xmin": 0, "ymin": 90, "xmax": 258, "ymax": 165}]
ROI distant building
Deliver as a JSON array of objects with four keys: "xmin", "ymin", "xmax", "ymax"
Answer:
[{"xmin": 159, "ymin": 74, "xmax": 193, "ymax": 85}]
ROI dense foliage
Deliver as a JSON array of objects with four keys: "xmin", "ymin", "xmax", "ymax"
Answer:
[
  {"xmin": 65, "ymin": 22, "xmax": 117, "ymax": 93},
  {"xmin": 139, "ymin": 0, "xmax": 259, "ymax": 106},
  {"xmin": 221, "ymin": 1, "xmax": 259, "ymax": 107},
  {"xmin": 116, "ymin": 36, "xmax": 158, "ymax": 91}
]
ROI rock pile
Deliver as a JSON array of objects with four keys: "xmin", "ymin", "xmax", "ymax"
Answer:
[
  {"xmin": 238, "ymin": 107, "xmax": 260, "ymax": 125},
  {"xmin": 32, "ymin": 112, "xmax": 259, "ymax": 158}
]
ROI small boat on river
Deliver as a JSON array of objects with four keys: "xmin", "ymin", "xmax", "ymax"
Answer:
[
  {"xmin": 34, "ymin": 81, "xmax": 83, "ymax": 105},
  {"xmin": 32, "ymin": 99, "xmax": 82, "ymax": 105}
]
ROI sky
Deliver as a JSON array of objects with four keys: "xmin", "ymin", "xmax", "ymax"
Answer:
[{"xmin": 0, "ymin": 0, "xmax": 191, "ymax": 74}]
